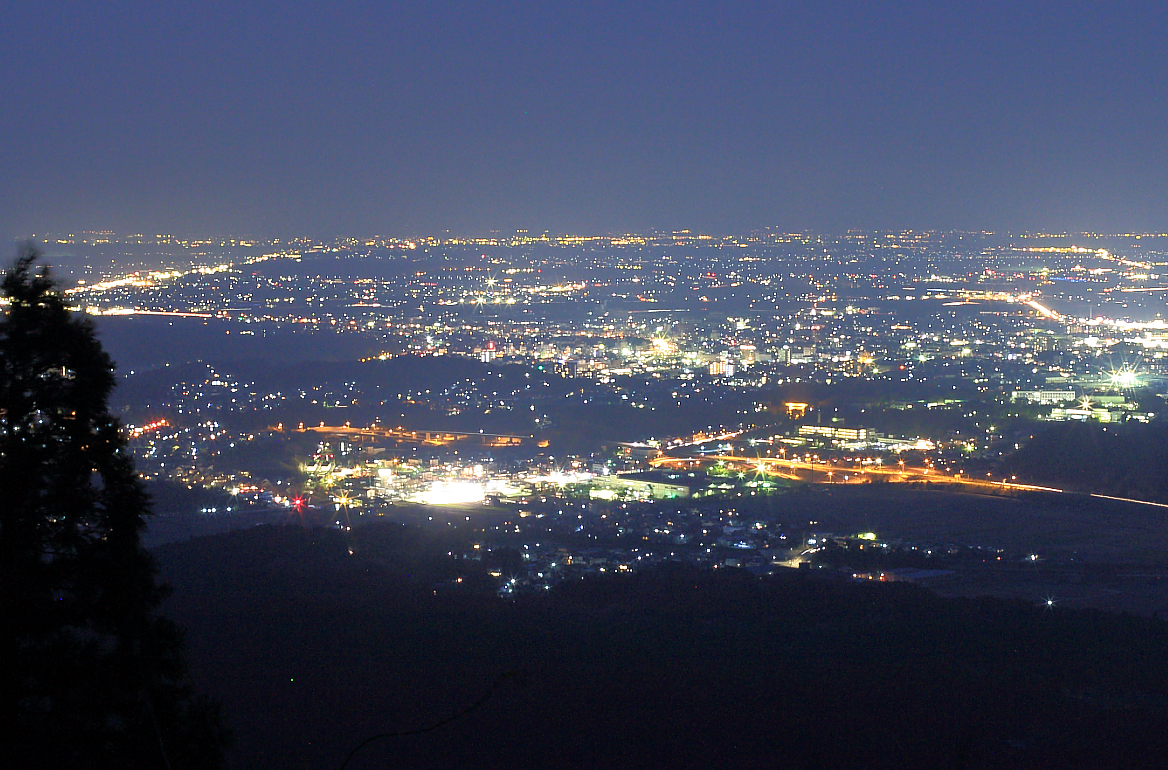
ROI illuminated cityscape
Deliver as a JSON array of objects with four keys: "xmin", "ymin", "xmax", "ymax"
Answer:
[
  {"xmin": 8, "ymin": 1, "xmax": 1168, "ymax": 766},
  {"xmin": 8, "ymin": 228, "xmax": 1159, "ymax": 611}
]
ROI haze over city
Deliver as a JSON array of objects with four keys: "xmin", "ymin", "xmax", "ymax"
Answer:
[{"xmin": 4, "ymin": 0, "xmax": 1167, "ymax": 238}]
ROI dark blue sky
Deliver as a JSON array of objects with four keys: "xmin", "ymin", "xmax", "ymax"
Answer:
[{"xmin": 2, "ymin": 1, "xmax": 1165, "ymax": 237}]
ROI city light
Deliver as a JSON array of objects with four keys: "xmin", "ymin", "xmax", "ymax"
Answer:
[{"xmin": 412, "ymin": 481, "xmax": 485, "ymax": 505}]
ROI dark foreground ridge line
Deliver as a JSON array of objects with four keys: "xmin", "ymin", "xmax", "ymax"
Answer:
[{"xmin": 337, "ymin": 669, "xmax": 520, "ymax": 770}]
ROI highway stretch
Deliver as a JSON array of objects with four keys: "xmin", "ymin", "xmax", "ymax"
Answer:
[{"xmin": 649, "ymin": 454, "xmax": 1168, "ymax": 510}]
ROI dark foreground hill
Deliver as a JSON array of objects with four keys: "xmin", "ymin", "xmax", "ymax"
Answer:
[{"xmin": 156, "ymin": 523, "xmax": 1168, "ymax": 770}]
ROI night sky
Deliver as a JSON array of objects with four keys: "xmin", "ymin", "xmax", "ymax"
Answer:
[{"xmin": 2, "ymin": 1, "xmax": 1166, "ymax": 238}]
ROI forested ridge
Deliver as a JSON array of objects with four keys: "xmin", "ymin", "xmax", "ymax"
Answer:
[
  {"xmin": 159, "ymin": 522, "xmax": 1168, "ymax": 769},
  {"xmin": 1008, "ymin": 421, "xmax": 1168, "ymax": 501}
]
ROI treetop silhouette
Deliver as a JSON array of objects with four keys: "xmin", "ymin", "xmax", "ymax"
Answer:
[{"xmin": 1, "ymin": 247, "xmax": 227, "ymax": 768}]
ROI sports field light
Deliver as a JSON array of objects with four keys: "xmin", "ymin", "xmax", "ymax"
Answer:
[{"xmin": 416, "ymin": 481, "xmax": 484, "ymax": 505}]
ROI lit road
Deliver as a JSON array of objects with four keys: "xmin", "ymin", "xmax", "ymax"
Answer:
[
  {"xmin": 664, "ymin": 428, "xmax": 751, "ymax": 449},
  {"xmin": 650, "ymin": 453, "xmax": 955, "ymax": 485},
  {"xmin": 650, "ymin": 453, "xmax": 1168, "ymax": 510}
]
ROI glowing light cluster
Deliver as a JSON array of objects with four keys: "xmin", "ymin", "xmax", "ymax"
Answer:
[
  {"xmin": 413, "ymin": 481, "xmax": 485, "ymax": 505},
  {"xmin": 530, "ymin": 470, "xmax": 595, "ymax": 485},
  {"xmin": 1110, "ymin": 368, "xmax": 1140, "ymax": 388}
]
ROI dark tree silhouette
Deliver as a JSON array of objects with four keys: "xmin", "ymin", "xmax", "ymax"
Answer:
[{"xmin": 0, "ymin": 248, "xmax": 227, "ymax": 768}]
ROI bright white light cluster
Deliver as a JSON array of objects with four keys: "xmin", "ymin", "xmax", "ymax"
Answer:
[{"xmin": 412, "ymin": 481, "xmax": 485, "ymax": 505}]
